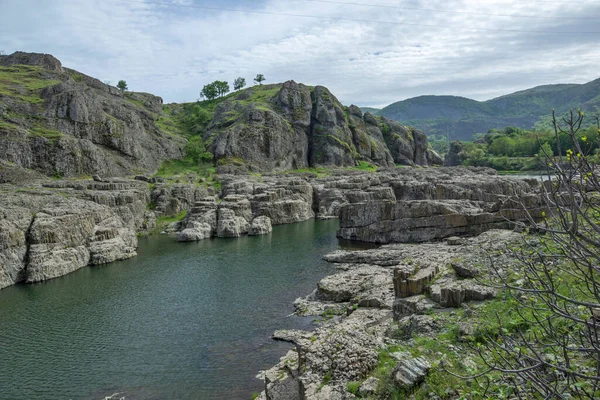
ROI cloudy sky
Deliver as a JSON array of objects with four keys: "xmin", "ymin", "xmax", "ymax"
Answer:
[{"xmin": 1, "ymin": 0, "xmax": 599, "ymax": 107}]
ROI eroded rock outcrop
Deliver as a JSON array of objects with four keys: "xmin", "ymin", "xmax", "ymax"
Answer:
[
  {"xmin": 0, "ymin": 52, "xmax": 184, "ymax": 178},
  {"xmin": 0, "ymin": 186, "xmax": 137, "ymax": 288},
  {"xmin": 205, "ymin": 80, "xmax": 432, "ymax": 172},
  {"xmin": 258, "ymin": 229, "xmax": 527, "ymax": 399},
  {"xmin": 337, "ymin": 167, "xmax": 543, "ymax": 243}
]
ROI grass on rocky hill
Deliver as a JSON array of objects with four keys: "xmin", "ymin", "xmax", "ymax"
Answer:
[
  {"xmin": 283, "ymin": 161, "xmax": 378, "ymax": 177},
  {"xmin": 361, "ymin": 235, "xmax": 598, "ymax": 399},
  {"xmin": 370, "ymin": 292, "xmax": 529, "ymax": 399},
  {"xmin": 161, "ymin": 84, "xmax": 283, "ymax": 139},
  {"xmin": 0, "ymin": 65, "xmax": 61, "ymax": 104},
  {"xmin": 150, "ymin": 210, "xmax": 188, "ymax": 235},
  {"xmin": 154, "ymin": 159, "xmax": 221, "ymax": 191}
]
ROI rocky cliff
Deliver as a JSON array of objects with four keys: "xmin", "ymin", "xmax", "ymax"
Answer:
[
  {"xmin": 336, "ymin": 167, "xmax": 544, "ymax": 243},
  {"xmin": 0, "ymin": 167, "xmax": 541, "ymax": 290},
  {"xmin": 0, "ymin": 52, "xmax": 442, "ymax": 179},
  {"xmin": 198, "ymin": 81, "xmax": 441, "ymax": 171},
  {"xmin": 0, "ymin": 52, "xmax": 185, "ymax": 179}
]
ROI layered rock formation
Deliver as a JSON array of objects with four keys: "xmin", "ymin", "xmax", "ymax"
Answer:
[
  {"xmin": 0, "ymin": 52, "xmax": 184, "ymax": 178},
  {"xmin": 0, "ymin": 176, "xmax": 210, "ymax": 289},
  {"xmin": 336, "ymin": 167, "xmax": 544, "ymax": 243},
  {"xmin": 0, "ymin": 187, "xmax": 138, "ymax": 289},
  {"xmin": 0, "ymin": 166, "xmax": 542, "ymax": 289}
]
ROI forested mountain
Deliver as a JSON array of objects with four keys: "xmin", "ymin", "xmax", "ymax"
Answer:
[{"xmin": 377, "ymin": 78, "xmax": 600, "ymax": 140}]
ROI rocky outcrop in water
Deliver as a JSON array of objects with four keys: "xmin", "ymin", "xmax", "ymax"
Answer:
[
  {"xmin": 0, "ymin": 175, "xmax": 213, "ymax": 288},
  {"xmin": 0, "ymin": 185, "xmax": 140, "ymax": 289},
  {"xmin": 336, "ymin": 167, "xmax": 544, "ymax": 243},
  {"xmin": 0, "ymin": 166, "xmax": 543, "ymax": 289}
]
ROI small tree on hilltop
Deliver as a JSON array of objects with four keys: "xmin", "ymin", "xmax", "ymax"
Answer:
[
  {"xmin": 254, "ymin": 74, "xmax": 265, "ymax": 85},
  {"xmin": 117, "ymin": 80, "xmax": 128, "ymax": 93},
  {"xmin": 233, "ymin": 77, "xmax": 246, "ymax": 91},
  {"xmin": 214, "ymin": 80, "xmax": 230, "ymax": 98},
  {"xmin": 201, "ymin": 82, "xmax": 218, "ymax": 101}
]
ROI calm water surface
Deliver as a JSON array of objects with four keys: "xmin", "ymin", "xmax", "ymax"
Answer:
[{"xmin": 0, "ymin": 219, "xmax": 369, "ymax": 400}]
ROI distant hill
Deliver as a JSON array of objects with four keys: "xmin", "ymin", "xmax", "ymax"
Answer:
[
  {"xmin": 378, "ymin": 79, "xmax": 600, "ymax": 140},
  {"xmin": 360, "ymin": 107, "xmax": 381, "ymax": 115}
]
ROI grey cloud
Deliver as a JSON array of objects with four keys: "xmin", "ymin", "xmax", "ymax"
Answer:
[{"xmin": 1, "ymin": 0, "xmax": 599, "ymax": 107}]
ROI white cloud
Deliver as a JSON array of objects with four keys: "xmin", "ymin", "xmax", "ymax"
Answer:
[{"xmin": 1, "ymin": 0, "xmax": 599, "ymax": 107}]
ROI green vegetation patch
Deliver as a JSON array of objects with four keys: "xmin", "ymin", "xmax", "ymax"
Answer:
[
  {"xmin": 162, "ymin": 84, "xmax": 281, "ymax": 139},
  {"xmin": 151, "ymin": 210, "xmax": 188, "ymax": 235},
  {"xmin": 29, "ymin": 125, "xmax": 63, "ymax": 142},
  {"xmin": 0, "ymin": 65, "xmax": 61, "ymax": 104},
  {"xmin": 154, "ymin": 158, "xmax": 221, "ymax": 191},
  {"xmin": 0, "ymin": 119, "xmax": 19, "ymax": 132},
  {"xmin": 155, "ymin": 158, "xmax": 213, "ymax": 178}
]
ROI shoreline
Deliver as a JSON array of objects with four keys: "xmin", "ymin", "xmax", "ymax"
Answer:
[
  {"xmin": 1, "ymin": 166, "xmax": 540, "ymax": 290},
  {"xmin": 255, "ymin": 228, "xmax": 526, "ymax": 399}
]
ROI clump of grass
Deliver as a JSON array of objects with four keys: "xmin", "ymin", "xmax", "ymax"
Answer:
[
  {"xmin": 346, "ymin": 381, "xmax": 361, "ymax": 395},
  {"xmin": 29, "ymin": 125, "xmax": 63, "ymax": 142},
  {"xmin": 150, "ymin": 210, "xmax": 188, "ymax": 235},
  {"xmin": 0, "ymin": 65, "xmax": 60, "ymax": 104},
  {"xmin": 350, "ymin": 161, "xmax": 377, "ymax": 172}
]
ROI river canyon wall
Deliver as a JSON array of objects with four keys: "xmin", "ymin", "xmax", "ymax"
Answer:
[{"xmin": 0, "ymin": 166, "xmax": 542, "ymax": 290}]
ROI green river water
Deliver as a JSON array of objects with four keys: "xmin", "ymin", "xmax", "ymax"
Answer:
[{"xmin": 0, "ymin": 219, "xmax": 372, "ymax": 400}]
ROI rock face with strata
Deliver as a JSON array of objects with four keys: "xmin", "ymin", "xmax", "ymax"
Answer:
[
  {"xmin": 249, "ymin": 216, "xmax": 272, "ymax": 235},
  {"xmin": 337, "ymin": 167, "xmax": 543, "ymax": 243},
  {"xmin": 0, "ymin": 52, "xmax": 184, "ymax": 178},
  {"xmin": 0, "ymin": 186, "xmax": 137, "ymax": 287}
]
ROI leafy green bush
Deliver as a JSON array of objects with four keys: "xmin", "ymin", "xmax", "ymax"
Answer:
[{"xmin": 184, "ymin": 136, "xmax": 213, "ymax": 163}]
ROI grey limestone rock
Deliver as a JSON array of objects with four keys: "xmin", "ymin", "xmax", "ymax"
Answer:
[
  {"xmin": 178, "ymin": 222, "xmax": 212, "ymax": 242},
  {"xmin": 216, "ymin": 208, "xmax": 250, "ymax": 238},
  {"xmin": 0, "ymin": 53, "xmax": 184, "ymax": 178},
  {"xmin": 438, "ymin": 281, "xmax": 497, "ymax": 307},
  {"xmin": 358, "ymin": 377, "xmax": 380, "ymax": 397},
  {"xmin": 337, "ymin": 167, "xmax": 544, "ymax": 243},
  {"xmin": 451, "ymin": 261, "xmax": 480, "ymax": 278},
  {"xmin": 249, "ymin": 216, "xmax": 272, "ymax": 235},
  {"xmin": 316, "ymin": 265, "xmax": 395, "ymax": 308},
  {"xmin": 392, "ymin": 356, "xmax": 431, "ymax": 389}
]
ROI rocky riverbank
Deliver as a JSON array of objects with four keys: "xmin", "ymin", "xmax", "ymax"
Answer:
[
  {"xmin": 256, "ymin": 229, "xmax": 526, "ymax": 399},
  {"xmin": 0, "ymin": 166, "xmax": 541, "ymax": 290}
]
